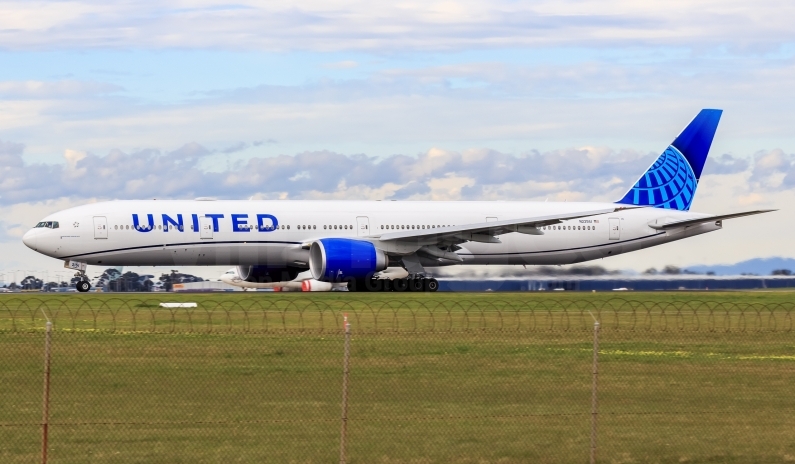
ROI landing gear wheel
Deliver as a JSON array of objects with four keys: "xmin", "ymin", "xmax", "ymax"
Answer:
[
  {"xmin": 76, "ymin": 281, "xmax": 91, "ymax": 293},
  {"xmin": 425, "ymin": 278, "xmax": 439, "ymax": 292},
  {"xmin": 409, "ymin": 278, "xmax": 424, "ymax": 292}
]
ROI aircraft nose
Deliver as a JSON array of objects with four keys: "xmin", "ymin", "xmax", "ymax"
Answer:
[{"xmin": 22, "ymin": 229, "xmax": 37, "ymax": 250}]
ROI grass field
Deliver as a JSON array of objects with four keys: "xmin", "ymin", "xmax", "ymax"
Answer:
[
  {"xmin": 1, "ymin": 290, "xmax": 793, "ymax": 333},
  {"xmin": 1, "ymin": 292, "xmax": 794, "ymax": 463}
]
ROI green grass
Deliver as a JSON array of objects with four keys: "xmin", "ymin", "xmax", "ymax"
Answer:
[
  {"xmin": 1, "ymin": 293, "xmax": 794, "ymax": 462},
  {"xmin": 1, "ymin": 291, "xmax": 793, "ymax": 333}
]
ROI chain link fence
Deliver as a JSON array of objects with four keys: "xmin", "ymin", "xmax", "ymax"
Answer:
[{"xmin": 1, "ymin": 297, "xmax": 794, "ymax": 462}]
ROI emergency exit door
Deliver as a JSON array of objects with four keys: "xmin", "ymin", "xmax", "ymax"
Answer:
[
  {"xmin": 93, "ymin": 216, "xmax": 108, "ymax": 239},
  {"xmin": 609, "ymin": 218, "xmax": 620, "ymax": 240},
  {"xmin": 356, "ymin": 216, "xmax": 370, "ymax": 237},
  {"xmin": 200, "ymin": 216, "xmax": 214, "ymax": 239}
]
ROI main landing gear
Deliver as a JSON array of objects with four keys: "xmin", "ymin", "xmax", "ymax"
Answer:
[{"xmin": 347, "ymin": 276, "xmax": 439, "ymax": 293}]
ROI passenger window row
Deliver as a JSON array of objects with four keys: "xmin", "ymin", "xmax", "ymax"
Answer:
[
  {"xmin": 111, "ymin": 224, "xmax": 328, "ymax": 231},
  {"xmin": 381, "ymin": 225, "xmax": 450, "ymax": 230},
  {"xmin": 108, "ymin": 223, "xmax": 595, "ymax": 233},
  {"xmin": 239, "ymin": 224, "xmax": 279, "ymax": 230},
  {"xmin": 543, "ymin": 225, "xmax": 596, "ymax": 231},
  {"xmin": 116, "ymin": 224, "xmax": 186, "ymax": 231}
]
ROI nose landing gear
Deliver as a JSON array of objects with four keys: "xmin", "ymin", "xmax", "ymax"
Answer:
[
  {"xmin": 76, "ymin": 281, "xmax": 91, "ymax": 293},
  {"xmin": 74, "ymin": 271, "xmax": 91, "ymax": 293}
]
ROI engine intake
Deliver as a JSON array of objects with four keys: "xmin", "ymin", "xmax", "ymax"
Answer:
[{"xmin": 309, "ymin": 238, "xmax": 388, "ymax": 282}]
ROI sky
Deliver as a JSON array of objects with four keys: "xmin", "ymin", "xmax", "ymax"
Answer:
[{"xmin": 1, "ymin": 0, "xmax": 794, "ymax": 282}]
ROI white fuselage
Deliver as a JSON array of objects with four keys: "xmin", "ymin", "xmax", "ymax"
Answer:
[{"xmin": 22, "ymin": 199, "xmax": 719, "ymax": 268}]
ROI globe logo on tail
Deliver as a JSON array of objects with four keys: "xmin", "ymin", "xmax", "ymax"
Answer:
[{"xmin": 618, "ymin": 145, "xmax": 697, "ymax": 211}]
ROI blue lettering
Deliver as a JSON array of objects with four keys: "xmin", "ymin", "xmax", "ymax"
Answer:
[
  {"xmin": 205, "ymin": 214, "xmax": 224, "ymax": 232},
  {"xmin": 132, "ymin": 214, "xmax": 154, "ymax": 232},
  {"xmin": 257, "ymin": 214, "xmax": 278, "ymax": 232},
  {"xmin": 137, "ymin": 213, "xmax": 279, "ymax": 233},
  {"xmin": 162, "ymin": 214, "xmax": 184, "ymax": 232},
  {"xmin": 232, "ymin": 214, "xmax": 249, "ymax": 232}
]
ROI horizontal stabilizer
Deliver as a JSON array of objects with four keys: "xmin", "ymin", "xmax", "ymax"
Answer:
[{"xmin": 648, "ymin": 210, "xmax": 775, "ymax": 230}]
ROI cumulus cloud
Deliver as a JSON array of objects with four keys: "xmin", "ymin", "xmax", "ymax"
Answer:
[
  {"xmin": 0, "ymin": 142, "xmax": 210, "ymax": 203},
  {"xmin": 0, "ymin": 140, "xmax": 25, "ymax": 168},
  {"xmin": 749, "ymin": 149, "xmax": 795, "ymax": 189},
  {"xmin": 0, "ymin": 140, "xmax": 662, "ymax": 205},
  {"xmin": 704, "ymin": 153, "xmax": 750, "ymax": 175},
  {"xmin": 2, "ymin": 138, "xmax": 792, "ymax": 210}
]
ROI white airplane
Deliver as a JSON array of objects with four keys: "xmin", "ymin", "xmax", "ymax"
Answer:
[{"xmin": 23, "ymin": 109, "xmax": 772, "ymax": 292}]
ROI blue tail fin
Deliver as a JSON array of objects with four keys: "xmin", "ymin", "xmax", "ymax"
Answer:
[{"xmin": 616, "ymin": 109, "xmax": 722, "ymax": 211}]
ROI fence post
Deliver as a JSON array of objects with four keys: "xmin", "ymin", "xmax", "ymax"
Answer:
[
  {"xmin": 41, "ymin": 321, "xmax": 52, "ymax": 464},
  {"xmin": 339, "ymin": 314, "xmax": 351, "ymax": 464},
  {"xmin": 590, "ymin": 320, "xmax": 600, "ymax": 464}
]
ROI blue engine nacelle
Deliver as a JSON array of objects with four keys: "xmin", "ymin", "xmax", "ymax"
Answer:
[{"xmin": 309, "ymin": 238, "xmax": 388, "ymax": 282}]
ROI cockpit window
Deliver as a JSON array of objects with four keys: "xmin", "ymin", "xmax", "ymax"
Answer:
[{"xmin": 34, "ymin": 221, "xmax": 59, "ymax": 229}]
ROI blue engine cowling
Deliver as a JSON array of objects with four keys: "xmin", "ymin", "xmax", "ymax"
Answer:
[{"xmin": 309, "ymin": 238, "xmax": 388, "ymax": 282}]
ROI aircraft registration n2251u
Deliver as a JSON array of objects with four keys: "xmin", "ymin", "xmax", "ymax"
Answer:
[{"xmin": 23, "ymin": 109, "xmax": 772, "ymax": 292}]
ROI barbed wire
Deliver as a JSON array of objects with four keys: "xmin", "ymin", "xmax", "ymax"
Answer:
[{"xmin": 0, "ymin": 297, "xmax": 792, "ymax": 333}]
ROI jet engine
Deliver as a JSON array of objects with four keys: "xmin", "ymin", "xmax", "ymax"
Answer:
[
  {"xmin": 236, "ymin": 265, "xmax": 302, "ymax": 283},
  {"xmin": 309, "ymin": 238, "xmax": 388, "ymax": 282}
]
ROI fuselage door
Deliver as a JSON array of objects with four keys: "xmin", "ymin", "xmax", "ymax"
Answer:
[
  {"xmin": 356, "ymin": 216, "xmax": 370, "ymax": 237},
  {"xmin": 609, "ymin": 218, "xmax": 620, "ymax": 240},
  {"xmin": 200, "ymin": 216, "xmax": 214, "ymax": 239},
  {"xmin": 93, "ymin": 216, "xmax": 108, "ymax": 239}
]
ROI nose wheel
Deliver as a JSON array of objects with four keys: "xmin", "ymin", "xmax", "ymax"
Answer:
[
  {"xmin": 74, "ymin": 270, "xmax": 91, "ymax": 292},
  {"xmin": 76, "ymin": 281, "xmax": 91, "ymax": 292}
]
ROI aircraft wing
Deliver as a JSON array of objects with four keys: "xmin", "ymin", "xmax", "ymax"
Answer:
[
  {"xmin": 374, "ymin": 207, "xmax": 625, "ymax": 244},
  {"xmin": 648, "ymin": 210, "xmax": 776, "ymax": 231}
]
